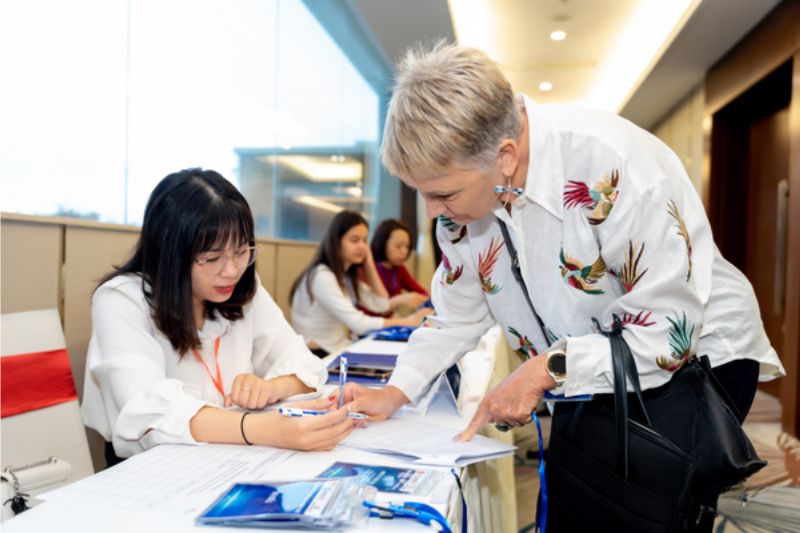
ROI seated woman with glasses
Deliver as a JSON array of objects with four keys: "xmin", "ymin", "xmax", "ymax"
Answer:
[
  {"xmin": 82, "ymin": 168, "xmax": 355, "ymax": 464},
  {"xmin": 370, "ymin": 219, "xmax": 430, "ymax": 315},
  {"xmin": 290, "ymin": 210, "xmax": 431, "ymax": 357}
]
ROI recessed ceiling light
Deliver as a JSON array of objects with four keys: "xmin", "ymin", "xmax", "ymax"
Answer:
[
  {"xmin": 550, "ymin": 30, "xmax": 566, "ymax": 41},
  {"xmin": 539, "ymin": 81, "xmax": 553, "ymax": 92}
]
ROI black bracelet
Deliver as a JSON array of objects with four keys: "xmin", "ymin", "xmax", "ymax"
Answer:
[{"xmin": 240, "ymin": 412, "xmax": 253, "ymax": 445}]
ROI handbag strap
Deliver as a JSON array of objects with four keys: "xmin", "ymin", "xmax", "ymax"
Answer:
[
  {"xmin": 593, "ymin": 316, "xmax": 653, "ymax": 480},
  {"xmin": 496, "ymin": 218, "xmax": 548, "ymax": 348},
  {"xmin": 619, "ymin": 332, "xmax": 652, "ymax": 427},
  {"xmin": 609, "ymin": 332, "xmax": 630, "ymax": 478}
]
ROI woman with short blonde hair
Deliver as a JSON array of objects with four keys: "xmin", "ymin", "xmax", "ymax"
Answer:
[
  {"xmin": 342, "ymin": 42, "xmax": 784, "ymax": 532},
  {"xmin": 382, "ymin": 44, "xmax": 520, "ymax": 180}
]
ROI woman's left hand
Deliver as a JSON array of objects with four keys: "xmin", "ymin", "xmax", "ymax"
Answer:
[
  {"xmin": 457, "ymin": 355, "xmax": 555, "ymax": 441},
  {"xmin": 227, "ymin": 373, "xmax": 288, "ymax": 409}
]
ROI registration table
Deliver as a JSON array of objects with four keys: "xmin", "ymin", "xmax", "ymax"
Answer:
[{"xmin": 3, "ymin": 327, "xmax": 519, "ymax": 533}]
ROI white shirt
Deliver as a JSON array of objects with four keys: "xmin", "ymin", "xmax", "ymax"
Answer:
[
  {"xmin": 290, "ymin": 265, "xmax": 389, "ymax": 354},
  {"xmin": 81, "ymin": 274, "xmax": 326, "ymax": 458},
  {"xmin": 389, "ymin": 96, "xmax": 785, "ymax": 404}
]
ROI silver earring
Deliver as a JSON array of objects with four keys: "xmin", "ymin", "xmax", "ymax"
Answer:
[{"xmin": 493, "ymin": 178, "xmax": 523, "ymax": 196}]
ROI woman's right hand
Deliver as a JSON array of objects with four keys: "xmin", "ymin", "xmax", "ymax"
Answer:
[
  {"xmin": 249, "ymin": 399, "xmax": 357, "ymax": 451},
  {"xmin": 411, "ymin": 306, "xmax": 434, "ymax": 323},
  {"xmin": 330, "ymin": 383, "xmax": 409, "ymax": 421}
]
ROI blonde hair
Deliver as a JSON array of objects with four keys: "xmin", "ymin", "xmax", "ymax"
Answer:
[{"xmin": 381, "ymin": 42, "xmax": 520, "ymax": 181}]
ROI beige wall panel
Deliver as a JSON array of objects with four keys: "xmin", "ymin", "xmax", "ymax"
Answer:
[
  {"xmin": 274, "ymin": 243, "xmax": 316, "ymax": 317},
  {"xmin": 653, "ymin": 116, "xmax": 672, "ymax": 151},
  {"xmin": 254, "ymin": 241, "xmax": 277, "ymax": 298},
  {"xmin": 415, "ymin": 205, "xmax": 437, "ymax": 294},
  {"xmin": 672, "ymin": 102, "xmax": 692, "ymax": 172},
  {"xmin": 62, "ymin": 227, "xmax": 139, "ymax": 400},
  {"xmin": 62, "ymin": 226, "xmax": 138, "ymax": 472},
  {"xmin": 650, "ymin": 84, "xmax": 705, "ymax": 195},
  {"xmin": 689, "ymin": 87, "xmax": 705, "ymax": 195},
  {"xmin": 1, "ymin": 221, "xmax": 61, "ymax": 313}
]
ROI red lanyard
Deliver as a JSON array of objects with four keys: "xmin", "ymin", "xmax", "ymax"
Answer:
[{"xmin": 192, "ymin": 337, "xmax": 224, "ymax": 399}]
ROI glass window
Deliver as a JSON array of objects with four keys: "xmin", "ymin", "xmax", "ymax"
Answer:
[
  {"xmin": 236, "ymin": 0, "xmax": 379, "ymax": 240},
  {"xmin": 0, "ymin": 0, "xmax": 128, "ymax": 222},
  {"xmin": 0, "ymin": 0, "xmax": 381, "ymax": 240}
]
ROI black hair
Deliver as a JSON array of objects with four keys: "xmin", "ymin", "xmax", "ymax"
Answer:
[
  {"xmin": 370, "ymin": 219, "xmax": 412, "ymax": 263},
  {"xmin": 99, "ymin": 168, "xmax": 257, "ymax": 354},
  {"xmin": 289, "ymin": 210, "xmax": 369, "ymax": 305}
]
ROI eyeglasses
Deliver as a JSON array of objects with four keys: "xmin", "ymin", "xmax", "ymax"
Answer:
[{"xmin": 194, "ymin": 246, "xmax": 260, "ymax": 276}]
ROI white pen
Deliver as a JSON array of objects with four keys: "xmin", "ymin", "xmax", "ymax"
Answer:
[
  {"xmin": 278, "ymin": 407, "xmax": 368, "ymax": 419},
  {"xmin": 337, "ymin": 355, "xmax": 348, "ymax": 409}
]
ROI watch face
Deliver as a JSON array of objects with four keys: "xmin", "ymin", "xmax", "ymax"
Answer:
[{"xmin": 548, "ymin": 353, "xmax": 567, "ymax": 376}]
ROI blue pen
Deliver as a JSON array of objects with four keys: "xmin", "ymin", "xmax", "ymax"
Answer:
[
  {"xmin": 278, "ymin": 407, "xmax": 367, "ymax": 419},
  {"xmin": 338, "ymin": 355, "xmax": 348, "ymax": 409}
]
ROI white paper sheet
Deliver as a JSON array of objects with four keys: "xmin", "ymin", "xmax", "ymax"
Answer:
[
  {"xmin": 342, "ymin": 417, "xmax": 515, "ymax": 467},
  {"xmin": 38, "ymin": 444, "xmax": 293, "ymax": 516},
  {"xmin": 344, "ymin": 338, "xmax": 405, "ymax": 355}
]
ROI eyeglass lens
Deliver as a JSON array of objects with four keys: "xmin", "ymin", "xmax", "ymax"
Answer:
[{"xmin": 199, "ymin": 247, "xmax": 258, "ymax": 275}]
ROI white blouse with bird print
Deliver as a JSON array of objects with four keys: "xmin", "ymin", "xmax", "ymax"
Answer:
[{"xmin": 389, "ymin": 96, "xmax": 785, "ymax": 404}]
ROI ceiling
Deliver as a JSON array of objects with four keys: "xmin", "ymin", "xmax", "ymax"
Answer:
[{"xmin": 351, "ymin": 0, "xmax": 782, "ymax": 130}]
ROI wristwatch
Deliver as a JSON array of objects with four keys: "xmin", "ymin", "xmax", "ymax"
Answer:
[{"xmin": 545, "ymin": 350, "xmax": 567, "ymax": 387}]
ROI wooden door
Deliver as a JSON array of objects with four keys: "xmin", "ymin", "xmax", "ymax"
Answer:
[
  {"xmin": 746, "ymin": 107, "xmax": 790, "ymax": 397},
  {"xmin": 709, "ymin": 60, "xmax": 792, "ymax": 399}
]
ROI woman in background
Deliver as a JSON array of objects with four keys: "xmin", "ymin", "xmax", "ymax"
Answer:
[
  {"xmin": 82, "ymin": 168, "xmax": 354, "ymax": 464},
  {"xmin": 290, "ymin": 210, "xmax": 430, "ymax": 357},
  {"xmin": 371, "ymin": 219, "xmax": 430, "ymax": 314}
]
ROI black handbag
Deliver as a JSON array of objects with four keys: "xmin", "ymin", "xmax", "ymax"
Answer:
[
  {"xmin": 546, "ymin": 320, "xmax": 766, "ymax": 532},
  {"xmin": 496, "ymin": 219, "xmax": 766, "ymax": 532}
]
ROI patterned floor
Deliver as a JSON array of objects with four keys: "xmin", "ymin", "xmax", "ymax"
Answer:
[{"xmin": 514, "ymin": 391, "xmax": 800, "ymax": 532}]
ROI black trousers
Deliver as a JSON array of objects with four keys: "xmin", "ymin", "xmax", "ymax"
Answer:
[{"xmin": 104, "ymin": 441, "xmax": 125, "ymax": 468}]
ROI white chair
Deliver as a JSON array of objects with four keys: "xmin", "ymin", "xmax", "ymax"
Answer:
[{"xmin": 1, "ymin": 309, "xmax": 94, "ymax": 521}]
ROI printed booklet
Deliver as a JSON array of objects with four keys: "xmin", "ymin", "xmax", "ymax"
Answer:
[{"xmin": 196, "ymin": 478, "xmax": 374, "ymax": 530}]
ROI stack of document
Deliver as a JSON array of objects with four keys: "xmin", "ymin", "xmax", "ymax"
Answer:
[
  {"xmin": 342, "ymin": 417, "xmax": 515, "ymax": 467},
  {"xmin": 326, "ymin": 352, "xmax": 397, "ymax": 386}
]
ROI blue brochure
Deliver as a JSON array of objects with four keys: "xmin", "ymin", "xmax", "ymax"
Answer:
[
  {"xmin": 319, "ymin": 462, "xmax": 432, "ymax": 494},
  {"xmin": 198, "ymin": 481, "xmax": 323, "ymax": 522},
  {"xmin": 196, "ymin": 479, "xmax": 374, "ymax": 529},
  {"xmin": 368, "ymin": 325, "xmax": 415, "ymax": 342}
]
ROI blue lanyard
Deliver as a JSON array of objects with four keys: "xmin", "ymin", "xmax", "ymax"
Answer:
[
  {"xmin": 363, "ymin": 469, "xmax": 467, "ymax": 533},
  {"xmin": 451, "ymin": 468, "xmax": 467, "ymax": 533},
  {"xmin": 533, "ymin": 411, "xmax": 548, "ymax": 533},
  {"xmin": 364, "ymin": 501, "xmax": 452, "ymax": 532}
]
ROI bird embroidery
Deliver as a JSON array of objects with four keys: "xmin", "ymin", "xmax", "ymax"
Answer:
[
  {"xmin": 563, "ymin": 169, "xmax": 620, "ymax": 225},
  {"xmin": 508, "ymin": 326, "xmax": 538, "ymax": 360},
  {"xmin": 667, "ymin": 200, "xmax": 693, "ymax": 281},
  {"xmin": 438, "ymin": 215, "xmax": 467, "ymax": 244},
  {"xmin": 656, "ymin": 311, "xmax": 695, "ymax": 371},
  {"xmin": 559, "ymin": 247, "xmax": 606, "ymax": 294},
  {"xmin": 478, "ymin": 237, "xmax": 504, "ymax": 294},
  {"xmin": 619, "ymin": 310, "xmax": 656, "ymax": 328},
  {"xmin": 441, "ymin": 253, "xmax": 463, "ymax": 285},
  {"xmin": 609, "ymin": 240, "xmax": 648, "ymax": 292}
]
